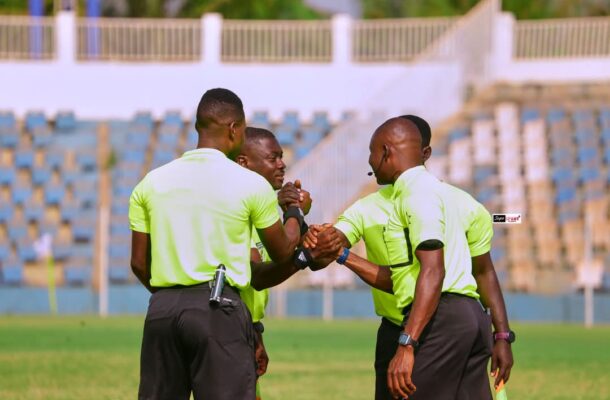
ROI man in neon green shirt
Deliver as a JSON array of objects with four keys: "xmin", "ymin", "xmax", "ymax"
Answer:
[
  {"xmin": 130, "ymin": 88, "xmax": 305, "ymax": 400},
  {"xmin": 236, "ymin": 127, "xmax": 313, "ymax": 395},
  {"xmin": 306, "ymin": 116, "xmax": 513, "ymax": 399}
]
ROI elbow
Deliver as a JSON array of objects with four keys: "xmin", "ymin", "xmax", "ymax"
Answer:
[{"xmin": 130, "ymin": 258, "xmax": 144, "ymax": 276}]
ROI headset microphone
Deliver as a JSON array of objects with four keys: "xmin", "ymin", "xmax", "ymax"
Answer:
[{"xmin": 367, "ymin": 147, "xmax": 387, "ymax": 177}]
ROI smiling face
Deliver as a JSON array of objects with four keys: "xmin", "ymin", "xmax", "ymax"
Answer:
[{"xmin": 238, "ymin": 135, "xmax": 286, "ymax": 190}]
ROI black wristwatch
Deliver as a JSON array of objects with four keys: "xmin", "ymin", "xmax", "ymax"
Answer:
[
  {"xmin": 493, "ymin": 330, "xmax": 516, "ymax": 344},
  {"xmin": 398, "ymin": 332, "xmax": 419, "ymax": 349},
  {"xmin": 253, "ymin": 321, "xmax": 265, "ymax": 334}
]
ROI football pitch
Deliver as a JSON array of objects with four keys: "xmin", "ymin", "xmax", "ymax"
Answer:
[{"xmin": 0, "ymin": 317, "xmax": 609, "ymax": 400}]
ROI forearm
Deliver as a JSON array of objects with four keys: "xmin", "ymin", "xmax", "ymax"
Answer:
[
  {"xmin": 250, "ymin": 259, "xmax": 300, "ymax": 290},
  {"xmin": 402, "ymin": 266, "xmax": 444, "ymax": 340},
  {"xmin": 342, "ymin": 251, "xmax": 393, "ymax": 293},
  {"xmin": 473, "ymin": 258, "xmax": 510, "ymax": 332},
  {"xmin": 131, "ymin": 263, "xmax": 155, "ymax": 293}
]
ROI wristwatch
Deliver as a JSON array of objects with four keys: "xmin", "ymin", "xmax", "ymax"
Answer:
[
  {"xmin": 398, "ymin": 332, "xmax": 419, "ymax": 349},
  {"xmin": 493, "ymin": 330, "xmax": 516, "ymax": 344}
]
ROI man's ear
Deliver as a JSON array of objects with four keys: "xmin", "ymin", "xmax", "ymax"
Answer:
[
  {"xmin": 422, "ymin": 146, "xmax": 432, "ymax": 163},
  {"xmin": 235, "ymin": 154, "xmax": 248, "ymax": 168}
]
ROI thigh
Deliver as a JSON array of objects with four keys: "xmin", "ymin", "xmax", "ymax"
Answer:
[
  {"xmin": 138, "ymin": 291, "xmax": 191, "ymax": 400},
  {"xmin": 187, "ymin": 293, "xmax": 256, "ymax": 400},
  {"xmin": 375, "ymin": 319, "xmax": 401, "ymax": 400},
  {"xmin": 456, "ymin": 302, "xmax": 493, "ymax": 400},
  {"xmin": 409, "ymin": 295, "xmax": 479, "ymax": 400}
]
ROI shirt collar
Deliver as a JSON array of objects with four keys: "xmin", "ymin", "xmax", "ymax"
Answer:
[
  {"xmin": 393, "ymin": 165, "xmax": 426, "ymax": 196},
  {"xmin": 182, "ymin": 148, "xmax": 227, "ymax": 159}
]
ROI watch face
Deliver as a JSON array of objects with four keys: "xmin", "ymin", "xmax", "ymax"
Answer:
[{"xmin": 508, "ymin": 330, "xmax": 516, "ymax": 343}]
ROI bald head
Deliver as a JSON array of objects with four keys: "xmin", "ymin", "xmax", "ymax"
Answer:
[{"xmin": 373, "ymin": 117, "xmax": 423, "ymax": 149}]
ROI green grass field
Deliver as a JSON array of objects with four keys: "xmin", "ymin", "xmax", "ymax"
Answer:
[{"xmin": 0, "ymin": 317, "xmax": 609, "ymax": 400}]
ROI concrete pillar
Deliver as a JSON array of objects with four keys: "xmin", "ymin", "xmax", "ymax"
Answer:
[
  {"xmin": 56, "ymin": 11, "xmax": 76, "ymax": 64},
  {"xmin": 332, "ymin": 14, "xmax": 352, "ymax": 65},
  {"xmin": 489, "ymin": 12, "xmax": 516, "ymax": 79},
  {"xmin": 202, "ymin": 13, "xmax": 222, "ymax": 65}
]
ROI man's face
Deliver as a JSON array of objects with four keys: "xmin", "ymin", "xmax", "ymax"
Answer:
[
  {"xmin": 242, "ymin": 137, "xmax": 286, "ymax": 190},
  {"xmin": 368, "ymin": 132, "xmax": 392, "ymax": 185}
]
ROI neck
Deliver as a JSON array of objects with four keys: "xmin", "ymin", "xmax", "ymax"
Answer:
[
  {"xmin": 390, "ymin": 161, "xmax": 423, "ymax": 183},
  {"xmin": 196, "ymin": 136, "xmax": 228, "ymax": 155}
]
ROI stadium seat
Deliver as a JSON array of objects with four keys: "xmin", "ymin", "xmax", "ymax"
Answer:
[
  {"xmin": 76, "ymin": 150, "xmax": 97, "ymax": 171},
  {"xmin": 110, "ymin": 216, "xmax": 130, "ymax": 235},
  {"xmin": 14, "ymin": 149, "xmax": 35, "ymax": 169},
  {"xmin": 45, "ymin": 149, "xmax": 64, "ymax": 170},
  {"xmin": 109, "ymin": 241, "xmax": 130, "ymax": 259},
  {"xmin": 111, "ymin": 197, "xmax": 130, "ymax": 216},
  {"xmin": 312, "ymin": 111, "xmax": 331, "ymax": 132},
  {"xmin": 73, "ymin": 179, "xmax": 98, "ymax": 207},
  {"xmin": 447, "ymin": 127, "xmax": 469, "ymax": 143},
  {"xmin": 132, "ymin": 112, "xmax": 154, "ymax": 131},
  {"xmin": 555, "ymin": 185, "xmax": 577, "ymax": 204},
  {"xmin": 72, "ymin": 219, "xmax": 96, "ymax": 242},
  {"xmin": 24, "ymin": 111, "xmax": 46, "ymax": 131},
  {"xmin": 11, "ymin": 184, "xmax": 33, "ymax": 205},
  {"xmin": 16, "ymin": 239, "xmax": 37, "ymax": 263},
  {"xmin": 546, "ymin": 108, "xmax": 565, "ymax": 123},
  {"xmin": 125, "ymin": 131, "xmax": 151, "ymax": 148},
  {"xmin": 60, "ymin": 201, "xmax": 80, "ymax": 223},
  {"xmin": 162, "ymin": 111, "xmax": 183, "ymax": 127},
  {"xmin": 55, "ymin": 111, "xmax": 77, "ymax": 131},
  {"xmin": 108, "ymin": 258, "xmax": 131, "ymax": 283},
  {"xmin": 0, "ymin": 128, "xmax": 19, "ymax": 148},
  {"xmin": 7, "ymin": 222, "xmax": 28, "ymax": 241},
  {"xmin": 0, "ymin": 111, "xmax": 16, "ymax": 128},
  {"xmin": 23, "ymin": 201, "xmax": 44, "ymax": 222},
  {"xmin": 275, "ymin": 126, "xmax": 297, "ymax": 146},
  {"xmin": 32, "ymin": 126, "xmax": 53, "ymax": 148},
  {"xmin": 301, "ymin": 127, "xmax": 325, "ymax": 146},
  {"xmin": 152, "ymin": 149, "xmax": 175, "ymax": 168},
  {"xmin": 0, "ymin": 167, "xmax": 16, "ymax": 186},
  {"xmin": 250, "ymin": 111, "xmax": 270, "ymax": 129},
  {"xmin": 44, "ymin": 183, "xmax": 66, "ymax": 206},
  {"xmin": 31, "ymin": 167, "xmax": 52, "ymax": 186},
  {"xmin": 0, "ymin": 204, "xmax": 14, "ymax": 224},
  {"xmin": 473, "ymin": 166, "xmax": 497, "ymax": 184},
  {"xmin": 157, "ymin": 130, "xmax": 180, "ymax": 148},
  {"xmin": 580, "ymin": 167, "xmax": 600, "ymax": 182},
  {"xmin": 63, "ymin": 259, "xmax": 92, "ymax": 286},
  {"xmin": 185, "ymin": 130, "xmax": 198, "ymax": 150},
  {"xmin": 551, "ymin": 167, "xmax": 573, "ymax": 183},
  {"xmin": 0, "ymin": 259, "xmax": 23, "ymax": 285},
  {"xmin": 38, "ymin": 221, "xmax": 59, "ymax": 236},
  {"xmin": 71, "ymin": 243, "xmax": 94, "ymax": 259},
  {"xmin": 281, "ymin": 111, "xmax": 300, "ymax": 131},
  {"xmin": 0, "ymin": 243, "xmax": 10, "ymax": 262},
  {"xmin": 121, "ymin": 148, "xmax": 146, "ymax": 164}
]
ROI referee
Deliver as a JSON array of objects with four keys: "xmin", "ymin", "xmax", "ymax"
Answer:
[
  {"xmin": 305, "ymin": 116, "xmax": 513, "ymax": 399},
  {"xmin": 129, "ymin": 88, "xmax": 302, "ymax": 400}
]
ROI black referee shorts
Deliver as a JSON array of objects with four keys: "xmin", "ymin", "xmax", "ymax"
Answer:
[
  {"xmin": 138, "ymin": 283, "xmax": 257, "ymax": 400},
  {"xmin": 407, "ymin": 293, "xmax": 493, "ymax": 400},
  {"xmin": 374, "ymin": 317, "xmax": 402, "ymax": 400}
]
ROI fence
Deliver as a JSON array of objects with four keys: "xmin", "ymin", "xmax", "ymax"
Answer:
[
  {"xmin": 515, "ymin": 16, "xmax": 610, "ymax": 59},
  {"xmin": 221, "ymin": 19, "xmax": 332, "ymax": 63},
  {"xmin": 352, "ymin": 17, "xmax": 457, "ymax": 62},
  {"xmin": 76, "ymin": 17, "xmax": 201, "ymax": 61},
  {"xmin": 0, "ymin": 16, "xmax": 55, "ymax": 60}
]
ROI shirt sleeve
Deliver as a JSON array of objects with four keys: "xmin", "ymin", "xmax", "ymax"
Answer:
[
  {"xmin": 403, "ymin": 192, "xmax": 445, "ymax": 251},
  {"xmin": 129, "ymin": 178, "xmax": 150, "ymax": 233},
  {"xmin": 248, "ymin": 178, "xmax": 281, "ymax": 230},
  {"xmin": 467, "ymin": 203, "xmax": 493, "ymax": 257},
  {"xmin": 334, "ymin": 201, "xmax": 364, "ymax": 247}
]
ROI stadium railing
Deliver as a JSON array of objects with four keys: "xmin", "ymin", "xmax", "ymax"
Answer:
[
  {"xmin": 0, "ymin": 16, "xmax": 55, "ymax": 60},
  {"xmin": 76, "ymin": 17, "xmax": 202, "ymax": 62},
  {"xmin": 221, "ymin": 19, "xmax": 332, "ymax": 63},
  {"xmin": 514, "ymin": 16, "xmax": 610, "ymax": 59}
]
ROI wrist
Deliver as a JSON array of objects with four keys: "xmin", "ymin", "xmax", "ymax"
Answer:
[
  {"xmin": 336, "ymin": 247, "xmax": 350, "ymax": 265},
  {"xmin": 493, "ymin": 330, "xmax": 516, "ymax": 344}
]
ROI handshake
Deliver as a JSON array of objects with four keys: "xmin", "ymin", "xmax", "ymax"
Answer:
[{"xmin": 300, "ymin": 224, "xmax": 345, "ymax": 271}]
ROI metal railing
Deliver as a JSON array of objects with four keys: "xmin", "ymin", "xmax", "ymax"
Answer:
[
  {"xmin": 515, "ymin": 17, "xmax": 610, "ymax": 59},
  {"xmin": 0, "ymin": 16, "xmax": 55, "ymax": 60},
  {"xmin": 352, "ymin": 17, "xmax": 457, "ymax": 62},
  {"xmin": 222, "ymin": 20, "xmax": 332, "ymax": 63},
  {"xmin": 76, "ymin": 17, "xmax": 201, "ymax": 62}
]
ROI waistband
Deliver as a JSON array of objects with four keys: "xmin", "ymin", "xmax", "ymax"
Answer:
[
  {"xmin": 402, "ymin": 292, "xmax": 478, "ymax": 315},
  {"xmin": 154, "ymin": 281, "xmax": 239, "ymax": 294}
]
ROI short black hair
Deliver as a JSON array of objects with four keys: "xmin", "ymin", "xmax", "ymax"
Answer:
[
  {"xmin": 245, "ymin": 127, "xmax": 277, "ymax": 144},
  {"xmin": 400, "ymin": 114, "xmax": 431, "ymax": 147},
  {"xmin": 196, "ymin": 88, "xmax": 245, "ymax": 129}
]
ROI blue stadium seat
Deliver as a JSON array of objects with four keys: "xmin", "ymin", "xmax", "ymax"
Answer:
[
  {"xmin": 45, "ymin": 149, "xmax": 64, "ymax": 170},
  {"xmin": 53, "ymin": 242, "xmax": 71, "ymax": 261},
  {"xmin": 14, "ymin": 149, "xmax": 35, "ymax": 169},
  {"xmin": 447, "ymin": 127, "xmax": 469, "ymax": 143},
  {"xmin": 55, "ymin": 111, "xmax": 76, "ymax": 131},
  {"xmin": 521, "ymin": 107, "xmax": 540, "ymax": 123},
  {"xmin": 112, "ymin": 163, "xmax": 141, "ymax": 180},
  {"xmin": 152, "ymin": 149, "xmax": 175, "ymax": 168},
  {"xmin": 122, "ymin": 148, "xmax": 146, "ymax": 164},
  {"xmin": 555, "ymin": 186, "xmax": 577, "ymax": 204},
  {"xmin": 109, "ymin": 242, "xmax": 130, "ymax": 259},
  {"xmin": 108, "ymin": 257, "xmax": 131, "ymax": 283},
  {"xmin": 31, "ymin": 167, "xmax": 52, "ymax": 186},
  {"xmin": 1, "ymin": 260, "xmax": 23, "ymax": 285},
  {"xmin": 473, "ymin": 166, "xmax": 496, "ymax": 184},
  {"xmin": 312, "ymin": 111, "xmax": 331, "ymax": 132},
  {"xmin": 32, "ymin": 127, "xmax": 53, "ymax": 148},
  {"xmin": 0, "ymin": 204, "xmax": 13, "ymax": 224},
  {"xmin": 602, "ymin": 128, "xmax": 610, "ymax": 145},
  {"xmin": 301, "ymin": 127, "xmax": 325, "ymax": 146},
  {"xmin": 572, "ymin": 109, "xmax": 594, "ymax": 123},
  {"xmin": 476, "ymin": 187, "xmax": 496, "ymax": 203},
  {"xmin": 125, "ymin": 131, "xmax": 151, "ymax": 148},
  {"xmin": 16, "ymin": 239, "xmax": 37, "ymax": 263},
  {"xmin": 162, "ymin": 111, "xmax": 183, "ymax": 127},
  {"xmin": 250, "ymin": 111, "xmax": 270, "ymax": 129},
  {"xmin": 158, "ymin": 130, "xmax": 180, "ymax": 148},
  {"xmin": 551, "ymin": 167, "xmax": 573, "ymax": 183},
  {"xmin": 72, "ymin": 219, "xmax": 96, "ymax": 242},
  {"xmin": 275, "ymin": 126, "xmax": 297, "ymax": 146},
  {"xmin": 44, "ymin": 183, "xmax": 66, "ymax": 206},
  {"xmin": 132, "ymin": 112, "xmax": 154, "ymax": 131},
  {"xmin": 7, "ymin": 222, "xmax": 28, "ymax": 241},
  {"xmin": 294, "ymin": 145, "xmax": 311, "ymax": 160},
  {"xmin": 0, "ymin": 128, "xmax": 19, "ymax": 148},
  {"xmin": 0, "ymin": 111, "xmax": 16, "ymax": 128},
  {"xmin": 111, "ymin": 198, "xmax": 130, "ymax": 216},
  {"xmin": 546, "ymin": 108, "xmax": 565, "ymax": 123},
  {"xmin": 11, "ymin": 184, "xmax": 33, "ymax": 205},
  {"xmin": 550, "ymin": 148, "xmax": 573, "ymax": 165},
  {"xmin": 185, "ymin": 130, "xmax": 198, "ymax": 150},
  {"xmin": 73, "ymin": 179, "xmax": 98, "ymax": 207},
  {"xmin": 558, "ymin": 208, "xmax": 579, "ymax": 224},
  {"xmin": 0, "ymin": 243, "xmax": 9, "ymax": 262},
  {"xmin": 71, "ymin": 244, "xmax": 94, "ymax": 259},
  {"xmin": 24, "ymin": 111, "xmax": 46, "ymax": 131},
  {"xmin": 60, "ymin": 202, "xmax": 80, "ymax": 223},
  {"xmin": 76, "ymin": 150, "xmax": 97, "ymax": 171},
  {"xmin": 282, "ymin": 112, "xmax": 300, "ymax": 131},
  {"xmin": 64, "ymin": 260, "xmax": 92, "ymax": 286},
  {"xmin": 580, "ymin": 167, "xmax": 600, "ymax": 182},
  {"xmin": 0, "ymin": 167, "xmax": 16, "ymax": 186},
  {"xmin": 23, "ymin": 202, "xmax": 44, "ymax": 222},
  {"xmin": 577, "ymin": 147, "xmax": 598, "ymax": 163},
  {"xmin": 605, "ymin": 146, "xmax": 610, "ymax": 164}
]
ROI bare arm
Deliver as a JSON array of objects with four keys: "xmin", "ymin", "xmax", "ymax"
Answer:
[
  {"xmin": 130, "ymin": 231, "xmax": 155, "ymax": 293},
  {"xmin": 257, "ymin": 218, "xmax": 301, "ymax": 264},
  {"xmin": 473, "ymin": 252, "xmax": 513, "ymax": 386},
  {"xmin": 342, "ymin": 251, "xmax": 393, "ymax": 293}
]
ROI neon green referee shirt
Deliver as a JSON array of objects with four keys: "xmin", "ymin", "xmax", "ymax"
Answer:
[
  {"xmin": 240, "ymin": 228, "xmax": 269, "ymax": 323},
  {"xmin": 129, "ymin": 148, "xmax": 280, "ymax": 289},
  {"xmin": 385, "ymin": 165, "xmax": 479, "ymax": 311},
  {"xmin": 334, "ymin": 185, "xmax": 404, "ymax": 326}
]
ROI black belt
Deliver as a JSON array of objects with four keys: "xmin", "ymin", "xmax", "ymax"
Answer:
[{"xmin": 402, "ymin": 292, "xmax": 477, "ymax": 315}]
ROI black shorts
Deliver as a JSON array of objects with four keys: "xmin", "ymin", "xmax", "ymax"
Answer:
[
  {"xmin": 138, "ymin": 284, "xmax": 256, "ymax": 400},
  {"xmin": 375, "ymin": 294, "xmax": 493, "ymax": 400}
]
